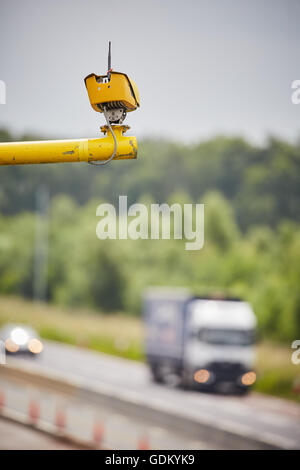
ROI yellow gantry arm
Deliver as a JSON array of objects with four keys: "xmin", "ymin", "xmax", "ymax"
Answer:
[{"xmin": 0, "ymin": 126, "xmax": 137, "ymax": 166}]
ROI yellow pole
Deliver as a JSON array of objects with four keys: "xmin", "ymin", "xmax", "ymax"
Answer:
[{"xmin": 0, "ymin": 126, "xmax": 137, "ymax": 166}]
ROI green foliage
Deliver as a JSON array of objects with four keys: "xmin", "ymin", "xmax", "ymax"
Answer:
[
  {"xmin": 0, "ymin": 212, "xmax": 35, "ymax": 297},
  {"xmin": 203, "ymin": 191, "xmax": 240, "ymax": 251},
  {"xmin": 254, "ymin": 371, "xmax": 297, "ymax": 401}
]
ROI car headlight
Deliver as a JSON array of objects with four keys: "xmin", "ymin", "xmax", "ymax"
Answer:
[
  {"xmin": 10, "ymin": 328, "xmax": 29, "ymax": 346},
  {"xmin": 28, "ymin": 338, "xmax": 43, "ymax": 354},
  {"xmin": 5, "ymin": 338, "xmax": 19, "ymax": 353}
]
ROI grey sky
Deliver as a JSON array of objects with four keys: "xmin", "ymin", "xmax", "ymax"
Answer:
[{"xmin": 0, "ymin": 0, "xmax": 299, "ymax": 144}]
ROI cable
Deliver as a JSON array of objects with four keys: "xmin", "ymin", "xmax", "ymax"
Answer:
[{"xmin": 88, "ymin": 106, "xmax": 117, "ymax": 166}]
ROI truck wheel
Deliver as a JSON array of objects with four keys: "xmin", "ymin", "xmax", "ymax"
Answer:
[
  {"xmin": 181, "ymin": 370, "xmax": 193, "ymax": 390},
  {"xmin": 150, "ymin": 365, "xmax": 163, "ymax": 384}
]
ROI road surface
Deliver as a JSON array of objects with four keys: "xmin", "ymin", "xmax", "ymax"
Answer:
[
  {"xmin": 6, "ymin": 341, "xmax": 300, "ymax": 449},
  {"xmin": 0, "ymin": 417, "xmax": 80, "ymax": 450}
]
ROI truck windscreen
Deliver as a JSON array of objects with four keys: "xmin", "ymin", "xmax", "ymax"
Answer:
[{"xmin": 198, "ymin": 328, "xmax": 255, "ymax": 346}]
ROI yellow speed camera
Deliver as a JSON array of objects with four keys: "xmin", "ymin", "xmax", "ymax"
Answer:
[
  {"xmin": 84, "ymin": 42, "xmax": 139, "ymax": 125},
  {"xmin": 85, "ymin": 72, "xmax": 139, "ymax": 113},
  {"xmin": 0, "ymin": 42, "xmax": 139, "ymax": 167}
]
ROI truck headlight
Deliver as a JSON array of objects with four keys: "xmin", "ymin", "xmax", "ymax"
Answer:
[
  {"xmin": 194, "ymin": 369, "xmax": 210, "ymax": 384},
  {"xmin": 241, "ymin": 371, "xmax": 256, "ymax": 386}
]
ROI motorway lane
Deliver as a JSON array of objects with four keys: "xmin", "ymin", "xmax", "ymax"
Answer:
[{"xmin": 8, "ymin": 341, "xmax": 300, "ymax": 449}]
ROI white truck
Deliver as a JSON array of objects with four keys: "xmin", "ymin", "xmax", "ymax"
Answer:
[{"xmin": 143, "ymin": 288, "xmax": 257, "ymax": 393}]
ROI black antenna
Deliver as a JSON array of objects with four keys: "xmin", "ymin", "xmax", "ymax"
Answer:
[{"xmin": 108, "ymin": 41, "xmax": 111, "ymax": 76}]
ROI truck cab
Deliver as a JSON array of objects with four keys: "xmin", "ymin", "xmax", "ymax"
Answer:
[{"xmin": 183, "ymin": 298, "xmax": 257, "ymax": 393}]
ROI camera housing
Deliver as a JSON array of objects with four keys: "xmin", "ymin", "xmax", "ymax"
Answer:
[{"xmin": 84, "ymin": 71, "xmax": 140, "ymax": 115}]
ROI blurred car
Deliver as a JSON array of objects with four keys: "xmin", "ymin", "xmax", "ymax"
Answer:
[{"xmin": 0, "ymin": 324, "xmax": 44, "ymax": 356}]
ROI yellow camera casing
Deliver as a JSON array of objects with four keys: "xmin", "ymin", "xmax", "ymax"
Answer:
[{"xmin": 84, "ymin": 71, "xmax": 140, "ymax": 113}]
